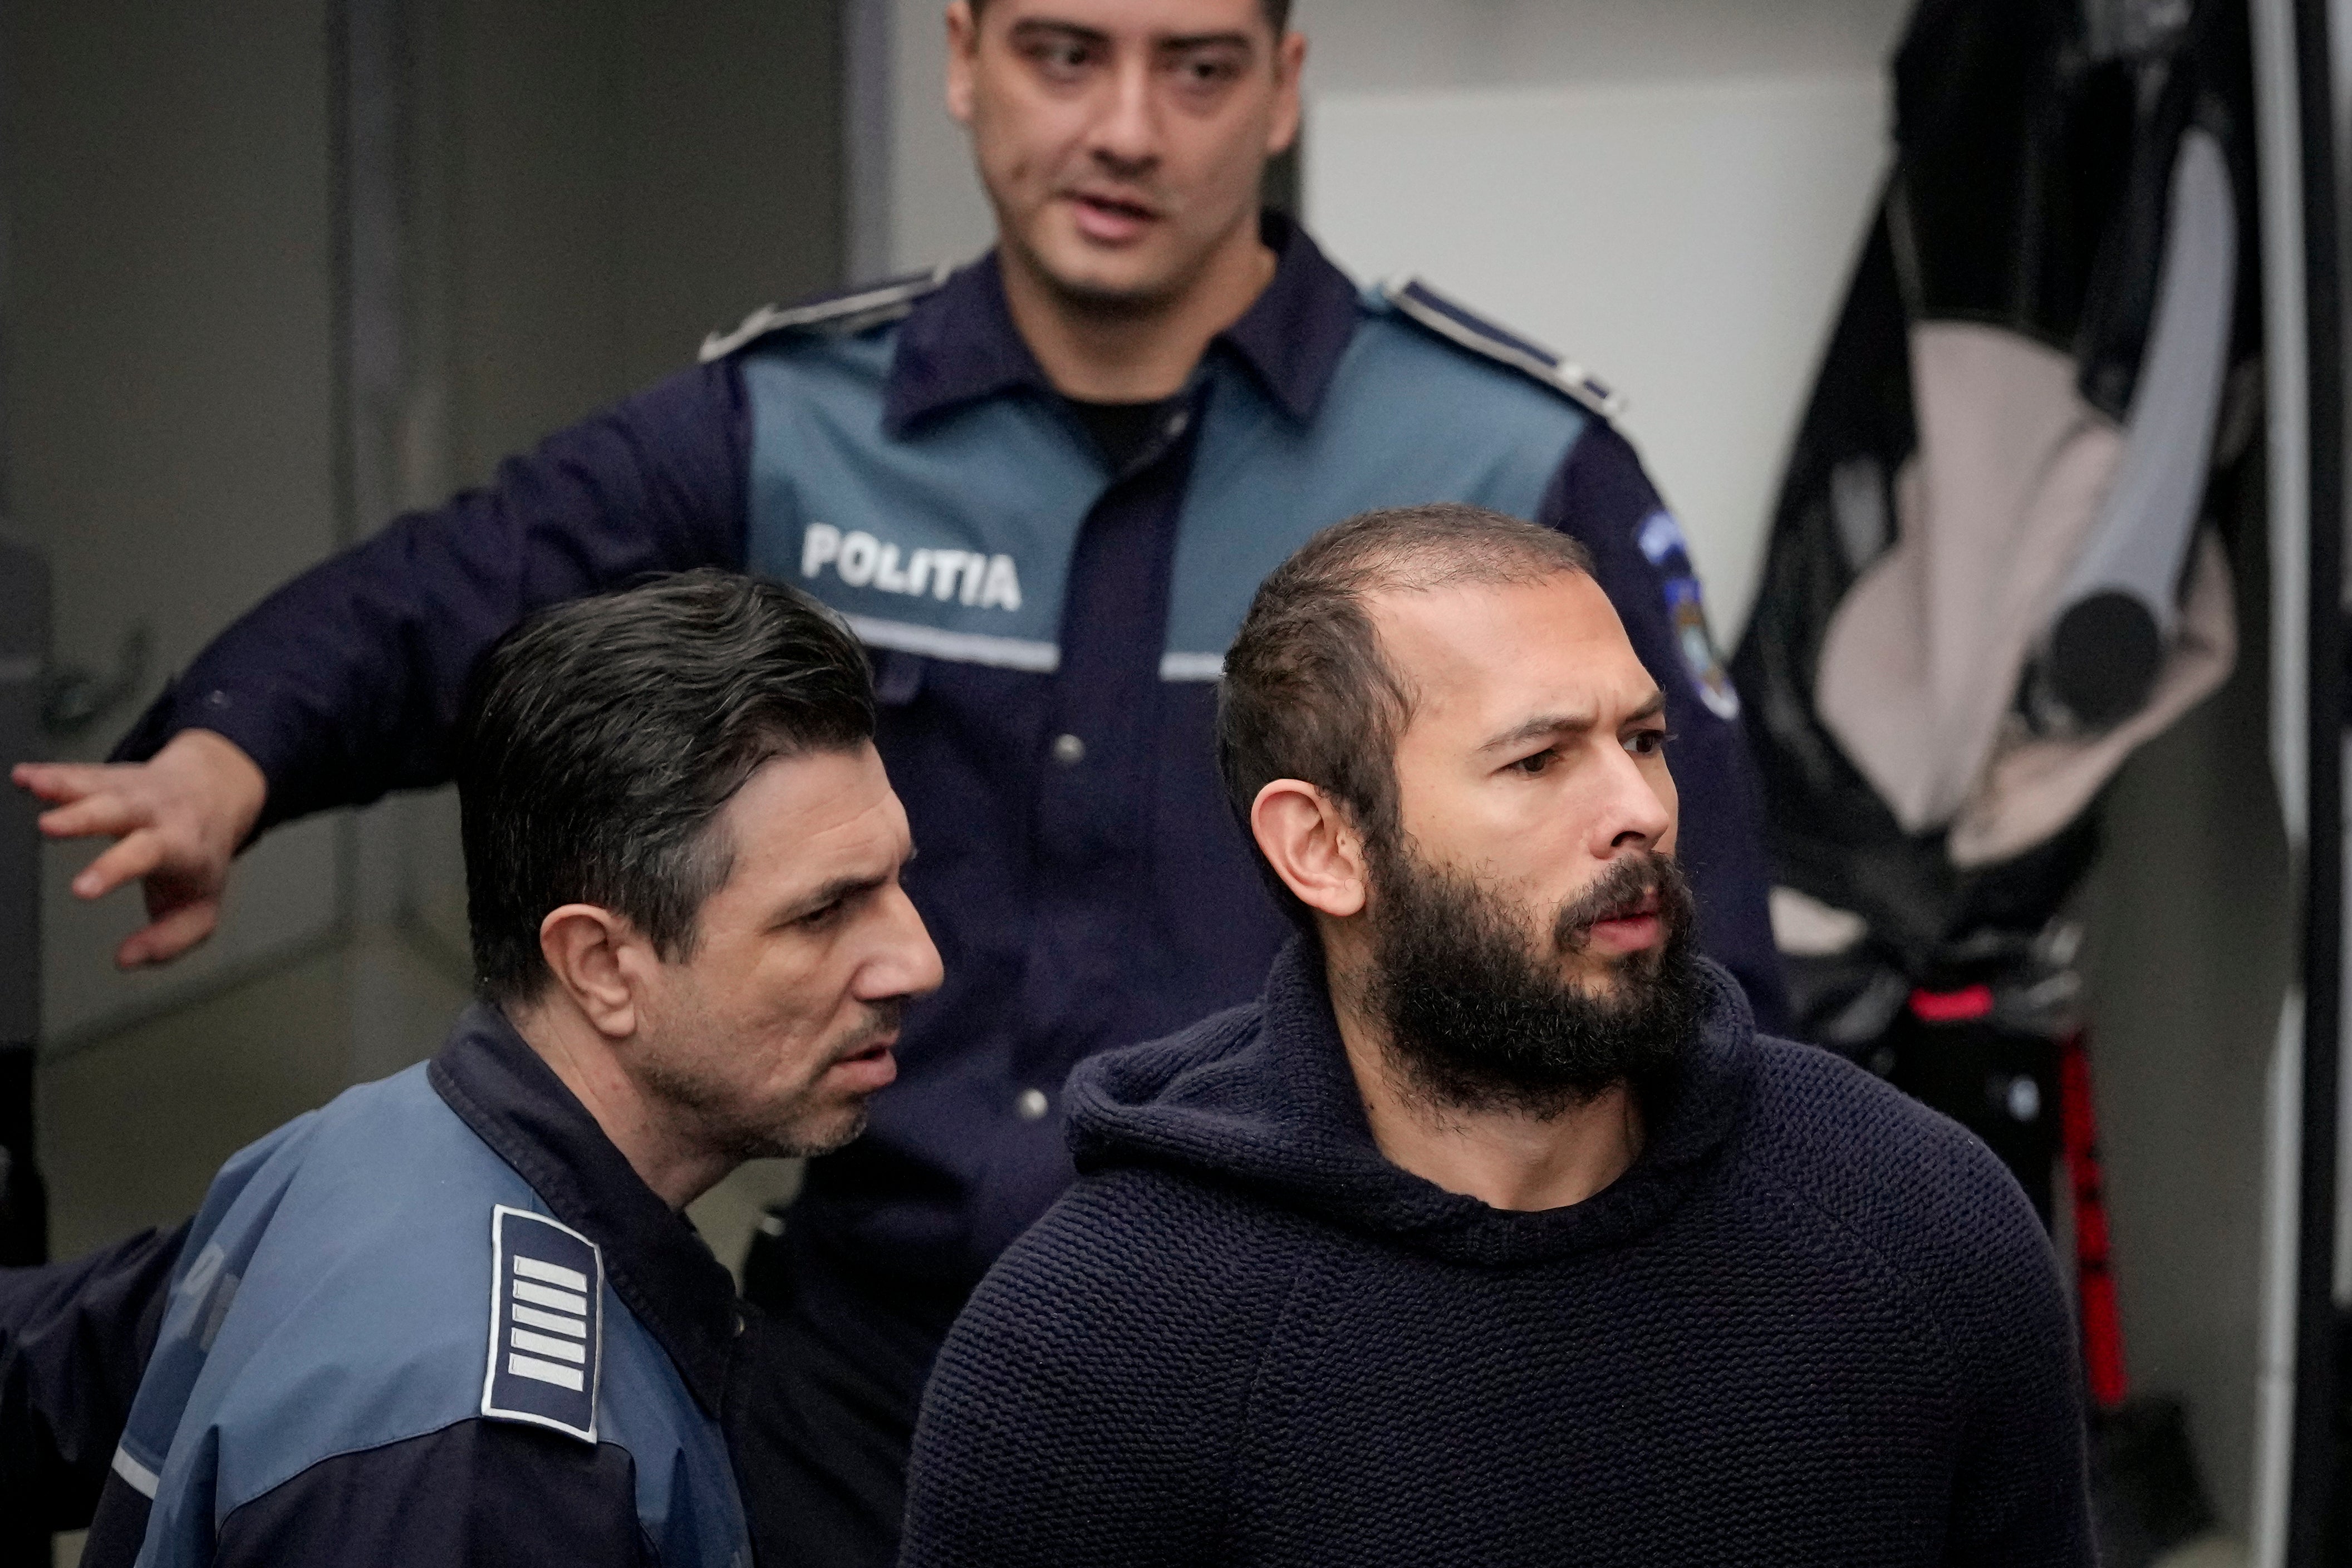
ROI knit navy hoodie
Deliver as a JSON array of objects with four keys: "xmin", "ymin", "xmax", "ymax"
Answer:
[{"xmin": 900, "ymin": 942, "xmax": 2093, "ymax": 1567}]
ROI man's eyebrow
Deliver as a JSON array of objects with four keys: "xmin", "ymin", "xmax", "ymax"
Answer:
[
  {"xmin": 1479, "ymin": 690, "xmax": 1667, "ymax": 753},
  {"xmin": 777, "ymin": 872, "xmax": 888, "ymax": 923},
  {"xmin": 1008, "ymin": 18, "xmax": 1112, "ymax": 46},
  {"xmin": 1157, "ymin": 31, "xmax": 1256, "ymax": 50},
  {"xmin": 1481, "ymin": 711, "xmax": 1597, "ymax": 754},
  {"xmin": 1008, "ymin": 18, "xmax": 1252, "ymax": 51}
]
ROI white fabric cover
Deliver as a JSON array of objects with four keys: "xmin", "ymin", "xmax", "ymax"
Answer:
[{"xmin": 1815, "ymin": 323, "xmax": 2127, "ymax": 832}]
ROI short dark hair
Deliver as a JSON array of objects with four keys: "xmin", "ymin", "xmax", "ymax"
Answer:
[
  {"xmin": 1216, "ymin": 504, "xmax": 1595, "ymax": 926},
  {"xmin": 968, "ymin": 0, "xmax": 1293, "ymax": 36},
  {"xmin": 458, "ymin": 569, "xmax": 876, "ymax": 1005}
]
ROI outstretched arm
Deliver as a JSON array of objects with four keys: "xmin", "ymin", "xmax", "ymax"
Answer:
[
  {"xmin": 13, "ymin": 734, "xmax": 264, "ymax": 967},
  {"xmin": 11, "ymin": 360, "xmax": 749, "ymax": 967}
]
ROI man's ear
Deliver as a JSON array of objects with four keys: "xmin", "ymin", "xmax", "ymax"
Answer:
[
  {"xmin": 538, "ymin": 905, "xmax": 654, "ymax": 1040},
  {"xmin": 1250, "ymin": 780, "xmax": 1368, "ymax": 920},
  {"xmin": 945, "ymin": 1, "xmax": 978, "ymax": 126},
  {"xmin": 1268, "ymin": 30, "xmax": 1307, "ymax": 156}
]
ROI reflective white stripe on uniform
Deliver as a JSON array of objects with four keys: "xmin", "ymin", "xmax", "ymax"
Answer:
[
  {"xmin": 1158, "ymin": 651, "xmax": 1225, "ymax": 682},
  {"xmin": 111, "ymin": 1444, "xmax": 161, "ymax": 1498},
  {"xmin": 508, "ymin": 1353, "xmax": 586, "ymax": 1392},
  {"xmin": 513, "ymin": 1301, "xmax": 588, "ymax": 1338},
  {"xmin": 511, "ymin": 1328, "xmax": 588, "ymax": 1364},
  {"xmin": 513, "ymin": 1255, "xmax": 589, "ymax": 1292},
  {"xmin": 512, "ymin": 1279, "xmax": 588, "ymax": 1315},
  {"xmin": 843, "ymin": 614, "xmax": 1060, "ymax": 673}
]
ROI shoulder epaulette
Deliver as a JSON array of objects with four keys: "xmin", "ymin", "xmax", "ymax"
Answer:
[
  {"xmin": 699, "ymin": 264, "xmax": 955, "ymax": 363},
  {"xmin": 1378, "ymin": 277, "xmax": 1626, "ymax": 420},
  {"xmin": 481, "ymin": 1205, "xmax": 605, "ymax": 1444}
]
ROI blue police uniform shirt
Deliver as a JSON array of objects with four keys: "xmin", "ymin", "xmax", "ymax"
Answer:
[
  {"xmin": 78, "ymin": 1007, "xmax": 752, "ymax": 1568},
  {"xmin": 116, "ymin": 214, "xmax": 1785, "ymax": 1307}
]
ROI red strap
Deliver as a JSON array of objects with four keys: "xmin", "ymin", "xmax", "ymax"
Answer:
[
  {"xmin": 2059, "ymin": 1030, "xmax": 2129, "ymax": 1411},
  {"xmin": 1908, "ymin": 984, "xmax": 1995, "ymax": 1023}
]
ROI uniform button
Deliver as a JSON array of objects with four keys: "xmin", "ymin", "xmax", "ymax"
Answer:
[
  {"xmin": 1166, "ymin": 411, "xmax": 1190, "ymax": 439},
  {"xmin": 1051, "ymin": 733, "xmax": 1086, "ymax": 766},
  {"xmin": 1015, "ymin": 1088, "xmax": 1051, "ymax": 1121}
]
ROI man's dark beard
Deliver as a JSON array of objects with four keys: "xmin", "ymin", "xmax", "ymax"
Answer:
[{"xmin": 1362, "ymin": 846, "xmax": 1703, "ymax": 1120}]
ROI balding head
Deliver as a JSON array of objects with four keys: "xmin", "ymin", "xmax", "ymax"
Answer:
[{"xmin": 1216, "ymin": 503, "xmax": 1596, "ymax": 925}]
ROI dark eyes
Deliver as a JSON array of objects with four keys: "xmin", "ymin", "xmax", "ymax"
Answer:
[
  {"xmin": 1625, "ymin": 728, "xmax": 1671, "ymax": 758},
  {"xmin": 1508, "ymin": 729, "xmax": 1670, "ymax": 776},
  {"xmin": 1018, "ymin": 38, "xmax": 1244, "ymax": 89},
  {"xmin": 1174, "ymin": 55, "xmax": 1243, "ymax": 87},
  {"xmin": 1021, "ymin": 38, "xmax": 1102, "ymax": 80},
  {"xmin": 797, "ymin": 888, "xmax": 876, "ymax": 931}
]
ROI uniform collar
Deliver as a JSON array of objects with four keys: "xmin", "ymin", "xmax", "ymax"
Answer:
[
  {"xmin": 882, "ymin": 210, "xmax": 1362, "ymax": 436},
  {"xmin": 429, "ymin": 1003, "xmax": 741, "ymax": 1415}
]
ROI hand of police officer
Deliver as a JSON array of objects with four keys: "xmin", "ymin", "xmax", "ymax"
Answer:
[{"xmin": 10, "ymin": 729, "xmax": 267, "ymax": 968}]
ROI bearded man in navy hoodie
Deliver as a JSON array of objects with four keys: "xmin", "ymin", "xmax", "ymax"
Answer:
[{"xmin": 898, "ymin": 503, "xmax": 2093, "ymax": 1567}]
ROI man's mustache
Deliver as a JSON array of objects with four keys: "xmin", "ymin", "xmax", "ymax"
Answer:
[
  {"xmin": 1553, "ymin": 853, "xmax": 1682, "ymax": 952},
  {"xmin": 831, "ymin": 1000, "xmax": 907, "ymax": 1061}
]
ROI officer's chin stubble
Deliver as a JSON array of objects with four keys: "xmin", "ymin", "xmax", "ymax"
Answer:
[{"xmin": 625, "ymin": 995, "xmax": 886, "ymax": 1164}]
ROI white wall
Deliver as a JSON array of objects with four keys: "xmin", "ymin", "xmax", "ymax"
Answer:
[
  {"xmin": 1304, "ymin": 78, "xmax": 1887, "ymax": 639},
  {"xmin": 1300, "ymin": 0, "xmax": 1904, "ymax": 88},
  {"xmin": 889, "ymin": 0, "xmax": 999, "ymax": 272},
  {"xmin": 1296, "ymin": 0, "xmax": 1909, "ymax": 640}
]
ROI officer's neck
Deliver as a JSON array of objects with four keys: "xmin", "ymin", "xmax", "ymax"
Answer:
[
  {"xmin": 507, "ymin": 999, "xmax": 734, "ymax": 1212},
  {"xmin": 998, "ymin": 216, "xmax": 1276, "ymax": 403}
]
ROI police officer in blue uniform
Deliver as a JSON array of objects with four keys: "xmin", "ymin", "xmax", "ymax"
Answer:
[
  {"xmin": 14, "ymin": 1, "xmax": 1784, "ymax": 1560},
  {"xmin": 72, "ymin": 573, "xmax": 941, "ymax": 1566}
]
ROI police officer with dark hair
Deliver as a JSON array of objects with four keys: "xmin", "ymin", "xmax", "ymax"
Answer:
[
  {"xmin": 75, "ymin": 571, "xmax": 942, "ymax": 1566},
  {"xmin": 13, "ymin": 1, "xmax": 1784, "ymax": 1560}
]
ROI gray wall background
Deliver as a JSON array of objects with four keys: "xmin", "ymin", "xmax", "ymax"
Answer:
[{"xmin": 7, "ymin": 0, "xmax": 841, "ymax": 1262}]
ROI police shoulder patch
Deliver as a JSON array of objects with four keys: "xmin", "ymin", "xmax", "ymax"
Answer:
[
  {"xmin": 699, "ymin": 265, "xmax": 955, "ymax": 363},
  {"xmin": 481, "ymin": 1205, "xmax": 603, "ymax": 1443},
  {"xmin": 1378, "ymin": 278, "xmax": 1626, "ymax": 420},
  {"xmin": 1633, "ymin": 508, "xmax": 1741, "ymax": 721},
  {"xmin": 1664, "ymin": 574, "xmax": 1742, "ymax": 721}
]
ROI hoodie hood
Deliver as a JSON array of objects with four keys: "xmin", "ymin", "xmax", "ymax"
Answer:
[{"xmin": 1065, "ymin": 938, "xmax": 1761, "ymax": 1269}]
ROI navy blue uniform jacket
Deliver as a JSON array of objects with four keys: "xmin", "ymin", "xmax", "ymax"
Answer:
[
  {"xmin": 74, "ymin": 1005, "xmax": 755, "ymax": 1568},
  {"xmin": 116, "ymin": 216, "xmax": 1783, "ymax": 1304},
  {"xmin": 902, "ymin": 942, "xmax": 2091, "ymax": 1566}
]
